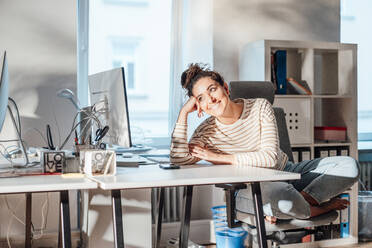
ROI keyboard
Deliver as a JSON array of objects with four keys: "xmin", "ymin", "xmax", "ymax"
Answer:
[{"xmin": 110, "ymin": 144, "xmax": 153, "ymax": 153}]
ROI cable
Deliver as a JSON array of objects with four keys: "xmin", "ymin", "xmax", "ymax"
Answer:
[
  {"xmin": 51, "ymin": 101, "xmax": 62, "ymax": 149},
  {"xmin": 5, "ymin": 195, "xmax": 24, "ymax": 248},
  {"xmin": 6, "ymin": 99, "xmax": 31, "ymax": 166},
  {"xmin": 3, "ymin": 192, "xmax": 50, "ymax": 246},
  {"xmin": 60, "ymin": 115, "xmax": 97, "ymax": 149},
  {"xmin": 8, "ymin": 98, "xmax": 22, "ymax": 136},
  {"xmin": 59, "ymin": 98, "xmax": 107, "ymax": 149},
  {"xmin": 4, "ymin": 196, "xmax": 25, "ymax": 225},
  {"xmin": 60, "ymin": 107, "xmax": 104, "ymax": 149},
  {"xmin": 33, "ymin": 193, "xmax": 50, "ymax": 240},
  {"xmin": 0, "ymin": 144, "xmax": 13, "ymax": 165}
]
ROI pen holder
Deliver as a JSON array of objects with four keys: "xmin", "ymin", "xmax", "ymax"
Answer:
[
  {"xmin": 80, "ymin": 149, "xmax": 116, "ymax": 176},
  {"xmin": 41, "ymin": 151, "xmax": 66, "ymax": 173},
  {"xmin": 75, "ymin": 144, "xmax": 95, "ymax": 155}
]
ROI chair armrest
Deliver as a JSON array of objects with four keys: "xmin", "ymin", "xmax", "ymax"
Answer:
[{"xmin": 215, "ymin": 183, "xmax": 247, "ymax": 190}]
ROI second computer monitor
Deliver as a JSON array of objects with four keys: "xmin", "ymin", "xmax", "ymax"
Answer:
[
  {"xmin": 0, "ymin": 51, "xmax": 9, "ymax": 133},
  {"xmin": 88, "ymin": 67, "xmax": 132, "ymax": 148}
]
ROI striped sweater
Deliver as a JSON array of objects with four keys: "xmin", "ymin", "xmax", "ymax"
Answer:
[{"xmin": 170, "ymin": 98, "xmax": 288, "ymax": 170}]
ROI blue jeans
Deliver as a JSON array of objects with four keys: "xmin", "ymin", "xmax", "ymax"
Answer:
[{"xmin": 235, "ymin": 156, "xmax": 360, "ymax": 219}]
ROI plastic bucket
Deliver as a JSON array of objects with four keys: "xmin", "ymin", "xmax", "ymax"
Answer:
[
  {"xmin": 215, "ymin": 229, "xmax": 248, "ymax": 248},
  {"xmin": 211, "ymin": 205, "xmax": 248, "ymax": 247},
  {"xmin": 358, "ymin": 191, "xmax": 372, "ymax": 241},
  {"xmin": 212, "ymin": 205, "xmax": 227, "ymax": 217}
]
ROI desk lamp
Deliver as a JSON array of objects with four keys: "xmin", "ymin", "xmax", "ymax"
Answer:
[{"xmin": 57, "ymin": 88, "xmax": 80, "ymax": 110}]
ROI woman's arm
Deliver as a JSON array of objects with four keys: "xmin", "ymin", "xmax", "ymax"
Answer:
[
  {"xmin": 189, "ymin": 144, "xmax": 234, "ymax": 164},
  {"xmin": 170, "ymin": 97, "xmax": 202, "ymax": 165},
  {"xmin": 233, "ymin": 99, "xmax": 279, "ymax": 168}
]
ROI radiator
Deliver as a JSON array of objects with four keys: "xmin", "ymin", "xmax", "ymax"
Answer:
[
  {"xmin": 360, "ymin": 161, "xmax": 372, "ymax": 191},
  {"xmin": 152, "ymin": 187, "xmax": 183, "ymax": 223}
]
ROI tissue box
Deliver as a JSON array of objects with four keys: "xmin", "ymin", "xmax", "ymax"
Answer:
[{"xmin": 314, "ymin": 126, "xmax": 347, "ymax": 142}]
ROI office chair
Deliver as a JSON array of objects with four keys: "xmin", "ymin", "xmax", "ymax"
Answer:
[{"xmin": 216, "ymin": 81, "xmax": 338, "ymax": 246}]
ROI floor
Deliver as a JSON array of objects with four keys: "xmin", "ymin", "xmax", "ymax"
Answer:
[{"xmin": 205, "ymin": 241, "xmax": 372, "ymax": 248}]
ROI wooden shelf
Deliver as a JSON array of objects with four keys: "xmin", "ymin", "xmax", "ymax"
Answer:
[
  {"xmin": 275, "ymin": 94, "xmax": 353, "ymax": 99},
  {"xmin": 240, "ymin": 39, "xmax": 358, "ymax": 245},
  {"xmin": 312, "ymin": 94, "xmax": 353, "ymax": 99},
  {"xmin": 291, "ymin": 144, "xmax": 312, "ymax": 148},
  {"xmin": 313, "ymin": 142, "xmax": 351, "ymax": 147},
  {"xmin": 275, "ymin": 94, "xmax": 311, "ymax": 98}
]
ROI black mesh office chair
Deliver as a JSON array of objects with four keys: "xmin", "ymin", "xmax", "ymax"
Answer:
[{"xmin": 216, "ymin": 81, "xmax": 338, "ymax": 246}]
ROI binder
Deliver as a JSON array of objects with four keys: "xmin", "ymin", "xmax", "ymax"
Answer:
[
  {"xmin": 291, "ymin": 147, "xmax": 311, "ymax": 163},
  {"xmin": 338, "ymin": 146, "xmax": 349, "ymax": 156},
  {"xmin": 339, "ymin": 193, "xmax": 350, "ymax": 238},
  {"xmin": 315, "ymin": 146, "xmax": 350, "ymax": 159},
  {"xmin": 292, "ymin": 150, "xmax": 299, "ymax": 163},
  {"xmin": 329, "ymin": 149, "xmax": 337, "ymax": 157},
  {"xmin": 302, "ymin": 150, "xmax": 311, "ymax": 160},
  {"xmin": 274, "ymin": 50, "xmax": 287, "ymax": 94},
  {"xmin": 320, "ymin": 150, "xmax": 329, "ymax": 158}
]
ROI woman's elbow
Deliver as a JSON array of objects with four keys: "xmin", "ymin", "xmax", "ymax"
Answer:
[
  {"xmin": 170, "ymin": 155, "xmax": 193, "ymax": 165},
  {"xmin": 266, "ymin": 152, "xmax": 278, "ymax": 168}
]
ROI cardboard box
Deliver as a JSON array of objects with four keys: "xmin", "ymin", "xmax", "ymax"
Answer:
[{"xmin": 314, "ymin": 126, "xmax": 347, "ymax": 142}]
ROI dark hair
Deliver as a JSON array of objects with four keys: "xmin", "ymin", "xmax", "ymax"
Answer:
[{"xmin": 180, "ymin": 63, "xmax": 225, "ymax": 96}]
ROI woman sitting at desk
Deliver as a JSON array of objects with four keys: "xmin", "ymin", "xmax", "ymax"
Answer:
[{"xmin": 170, "ymin": 63, "xmax": 359, "ymax": 222}]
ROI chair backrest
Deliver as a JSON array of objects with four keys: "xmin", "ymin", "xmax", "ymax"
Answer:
[{"xmin": 229, "ymin": 81, "xmax": 294, "ymax": 162}]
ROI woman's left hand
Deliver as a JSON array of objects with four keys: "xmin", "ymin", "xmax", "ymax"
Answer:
[{"xmin": 189, "ymin": 144, "xmax": 233, "ymax": 164}]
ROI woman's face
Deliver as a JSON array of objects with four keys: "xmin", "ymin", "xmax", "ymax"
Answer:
[{"xmin": 192, "ymin": 77, "xmax": 229, "ymax": 117}]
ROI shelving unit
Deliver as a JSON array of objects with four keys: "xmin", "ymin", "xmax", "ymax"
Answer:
[{"xmin": 240, "ymin": 40, "xmax": 358, "ymax": 246}]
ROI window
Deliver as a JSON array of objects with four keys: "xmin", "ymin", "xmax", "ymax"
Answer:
[
  {"xmin": 110, "ymin": 37, "xmax": 141, "ymax": 92},
  {"xmin": 89, "ymin": 0, "xmax": 172, "ymax": 144},
  {"xmin": 341, "ymin": 0, "xmax": 372, "ymax": 146}
]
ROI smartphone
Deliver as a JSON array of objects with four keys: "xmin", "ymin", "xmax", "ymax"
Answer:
[{"xmin": 159, "ymin": 163, "xmax": 180, "ymax": 169}]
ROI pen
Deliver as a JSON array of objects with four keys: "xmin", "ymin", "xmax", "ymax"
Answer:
[
  {"xmin": 46, "ymin": 124, "xmax": 55, "ymax": 150},
  {"xmin": 75, "ymin": 130, "xmax": 79, "ymax": 145}
]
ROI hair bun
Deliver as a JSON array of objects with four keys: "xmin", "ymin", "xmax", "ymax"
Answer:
[
  {"xmin": 180, "ymin": 63, "xmax": 223, "ymax": 97},
  {"xmin": 181, "ymin": 63, "xmax": 209, "ymax": 89}
]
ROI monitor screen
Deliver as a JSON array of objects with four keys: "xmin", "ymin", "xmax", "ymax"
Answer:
[
  {"xmin": 88, "ymin": 67, "xmax": 132, "ymax": 148},
  {"xmin": 0, "ymin": 51, "xmax": 9, "ymax": 133}
]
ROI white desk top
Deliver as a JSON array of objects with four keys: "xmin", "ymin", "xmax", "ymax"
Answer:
[
  {"xmin": 92, "ymin": 164, "xmax": 300, "ymax": 190},
  {"xmin": 0, "ymin": 174, "xmax": 97, "ymax": 194}
]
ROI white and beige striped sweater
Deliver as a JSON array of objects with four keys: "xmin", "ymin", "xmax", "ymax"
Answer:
[{"xmin": 170, "ymin": 98, "xmax": 288, "ymax": 170}]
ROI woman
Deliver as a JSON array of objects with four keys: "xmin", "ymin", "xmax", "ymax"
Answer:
[{"xmin": 170, "ymin": 63, "xmax": 360, "ymax": 222}]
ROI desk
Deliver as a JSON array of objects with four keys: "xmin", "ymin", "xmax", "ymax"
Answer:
[
  {"xmin": 92, "ymin": 164, "xmax": 300, "ymax": 248},
  {"xmin": 0, "ymin": 174, "xmax": 97, "ymax": 248}
]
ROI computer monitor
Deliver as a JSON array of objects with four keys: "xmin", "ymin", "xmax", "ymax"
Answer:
[
  {"xmin": 0, "ymin": 51, "xmax": 9, "ymax": 132},
  {"xmin": 0, "ymin": 51, "xmax": 34, "ymax": 167},
  {"xmin": 88, "ymin": 67, "xmax": 132, "ymax": 148}
]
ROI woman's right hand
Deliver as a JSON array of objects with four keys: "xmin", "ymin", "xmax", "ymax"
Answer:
[{"xmin": 181, "ymin": 96, "xmax": 202, "ymax": 116}]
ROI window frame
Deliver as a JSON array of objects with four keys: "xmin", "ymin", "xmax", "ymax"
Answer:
[{"xmin": 78, "ymin": 0, "xmax": 174, "ymax": 148}]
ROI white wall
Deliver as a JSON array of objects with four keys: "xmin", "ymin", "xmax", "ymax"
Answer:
[
  {"xmin": 214, "ymin": 0, "xmax": 340, "ymax": 82},
  {"xmin": 0, "ymin": 0, "xmax": 78, "ymax": 240},
  {"xmin": 0, "ymin": 0, "xmax": 77, "ymax": 148}
]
